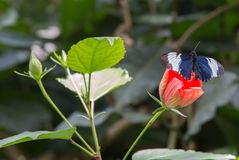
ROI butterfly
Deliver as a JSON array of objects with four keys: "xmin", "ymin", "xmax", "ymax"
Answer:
[{"xmin": 160, "ymin": 50, "xmax": 224, "ymax": 82}]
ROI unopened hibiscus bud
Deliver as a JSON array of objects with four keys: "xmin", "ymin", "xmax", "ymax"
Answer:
[
  {"xmin": 29, "ymin": 52, "xmax": 43, "ymax": 80},
  {"xmin": 159, "ymin": 69, "xmax": 204, "ymax": 108}
]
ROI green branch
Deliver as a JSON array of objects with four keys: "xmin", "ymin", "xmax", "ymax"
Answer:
[{"xmin": 36, "ymin": 80, "xmax": 95, "ymax": 155}]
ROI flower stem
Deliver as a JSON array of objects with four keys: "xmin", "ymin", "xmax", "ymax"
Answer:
[
  {"xmin": 36, "ymin": 79, "xmax": 95, "ymax": 155},
  {"xmin": 122, "ymin": 107, "xmax": 167, "ymax": 160}
]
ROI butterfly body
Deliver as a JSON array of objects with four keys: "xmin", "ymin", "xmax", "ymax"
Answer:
[{"xmin": 160, "ymin": 51, "xmax": 224, "ymax": 82}]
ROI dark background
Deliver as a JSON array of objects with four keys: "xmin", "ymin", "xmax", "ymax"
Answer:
[{"xmin": 0, "ymin": 0, "xmax": 239, "ymax": 159}]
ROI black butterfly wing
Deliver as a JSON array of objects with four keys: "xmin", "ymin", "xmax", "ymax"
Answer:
[
  {"xmin": 160, "ymin": 52, "xmax": 193, "ymax": 80},
  {"xmin": 195, "ymin": 56, "xmax": 224, "ymax": 82},
  {"xmin": 193, "ymin": 57, "xmax": 212, "ymax": 82}
]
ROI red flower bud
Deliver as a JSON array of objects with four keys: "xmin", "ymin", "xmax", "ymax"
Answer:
[{"xmin": 159, "ymin": 69, "xmax": 204, "ymax": 108}]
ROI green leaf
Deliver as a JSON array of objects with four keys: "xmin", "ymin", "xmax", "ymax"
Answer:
[
  {"xmin": 66, "ymin": 37, "xmax": 126, "ymax": 73},
  {"xmin": 0, "ymin": 128, "xmax": 76, "ymax": 148},
  {"xmin": 132, "ymin": 149, "xmax": 236, "ymax": 160},
  {"xmin": 57, "ymin": 68, "xmax": 132, "ymax": 101}
]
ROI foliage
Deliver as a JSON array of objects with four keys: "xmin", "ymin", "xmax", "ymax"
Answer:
[
  {"xmin": 67, "ymin": 37, "xmax": 125, "ymax": 73},
  {"xmin": 57, "ymin": 67, "xmax": 131, "ymax": 101},
  {"xmin": 0, "ymin": 0, "xmax": 239, "ymax": 159},
  {"xmin": 0, "ymin": 128, "xmax": 75, "ymax": 148}
]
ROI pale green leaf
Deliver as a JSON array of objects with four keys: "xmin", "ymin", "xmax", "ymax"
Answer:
[
  {"xmin": 57, "ymin": 68, "xmax": 132, "ymax": 101},
  {"xmin": 0, "ymin": 128, "xmax": 75, "ymax": 148},
  {"xmin": 132, "ymin": 149, "xmax": 236, "ymax": 160},
  {"xmin": 67, "ymin": 37, "xmax": 125, "ymax": 73}
]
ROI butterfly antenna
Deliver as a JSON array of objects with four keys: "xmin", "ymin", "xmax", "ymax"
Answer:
[{"xmin": 193, "ymin": 41, "xmax": 200, "ymax": 51}]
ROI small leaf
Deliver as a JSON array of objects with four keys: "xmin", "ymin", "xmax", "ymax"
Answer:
[
  {"xmin": 0, "ymin": 128, "xmax": 76, "ymax": 148},
  {"xmin": 132, "ymin": 148, "xmax": 236, "ymax": 160},
  {"xmin": 57, "ymin": 68, "xmax": 132, "ymax": 101},
  {"xmin": 170, "ymin": 108, "xmax": 187, "ymax": 117},
  {"xmin": 67, "ymin": 37, "xmax": 125, "ymax": 73},
  {"xmin": 51, "ymin": 51, "xmax": 67, "ymax": 68}
]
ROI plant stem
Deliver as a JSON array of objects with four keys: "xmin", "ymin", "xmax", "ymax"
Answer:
[
  {"xmin": 66, "ymin": 69, "xmax": 89, "ymax": 116},
  {"xmin": 89, "ymin": 102, "xmax": 102, "ymax": 160},
  {"xmin": 122, "ymin": 107, "xmax": 167, "ymax": 160},
  {"xmin": 82, "ymin": 74, "xmax": 88, "ymax": 96},
  {"xmin": 36, "ymin": 79, "xmax": 95, "ymax": 155},
  {"xmin": 84, "ymin": 71, "xmax": 101, "ymax": 159},
  {"xmin": 70, "ymin": 139, "xmax": 94, "ymax": 157},
  {"xmin": 87, "ymin": 73, "xmax": 92, "ymax": 102}
]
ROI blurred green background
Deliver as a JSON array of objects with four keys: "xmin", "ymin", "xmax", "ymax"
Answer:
[{"xmin": 0, "ymin": 0, "xmax": 239, "ymax": 159}]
